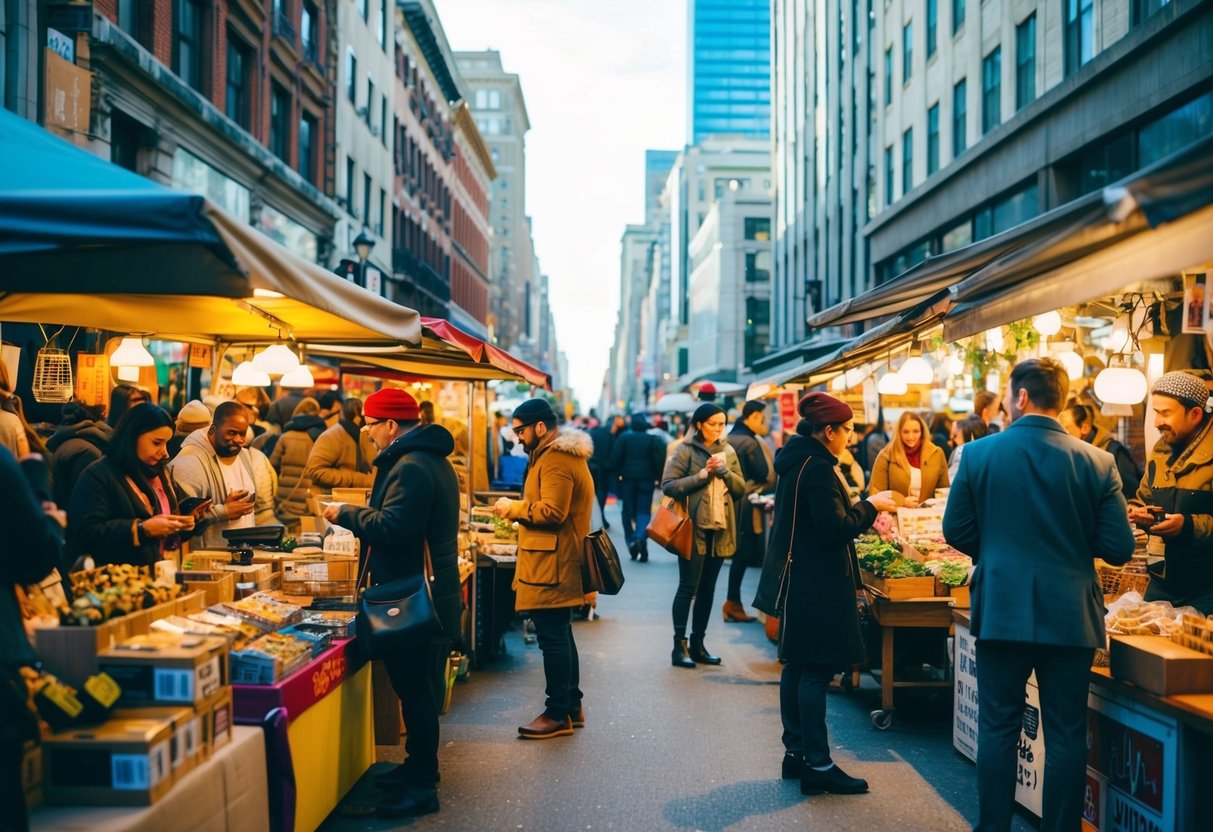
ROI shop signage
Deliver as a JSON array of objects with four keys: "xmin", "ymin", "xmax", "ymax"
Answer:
[
  {"xmin": 47, "ymin": 28, "xmax": 74, "ymax": 63},
  {"xmin": 953, "ymin": 622, "xmax": 979, "ymax": 762},
  {"xmin": 778, "ymin": 391, "xmax": 797, "ymax": 435},
  {"xmin": 188, "ymin": 344, "xmax": 213, "ymax": 369},
  {"xmin": 75, "ymin": 353, "xmax": 110, "ymax": 406},
  {"xmin": 1016, "ymin": 676, "xmax": 1046, "ymax": 817},
  {"xmin": 43, "ymin": 49, "xmax": 90, "ymax": 142},
  {"xmin": 1085, "ymin": 691, "xmax": 1178, "ymax": 832}
]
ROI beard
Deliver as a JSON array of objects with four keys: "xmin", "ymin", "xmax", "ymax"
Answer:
[{"xmin": 215, "ymin": 443, "xmax": 242, "ymax": 458}]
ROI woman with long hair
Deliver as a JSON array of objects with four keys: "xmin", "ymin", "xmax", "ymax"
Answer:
[
  {"xmin": 661, "ymin": 403, "xmax": 746, "ymax": 668},
  {"xmin": 68, "ymin": 403, "xmax": 196, "ymax": 568},
  {"xmin": 868, "ymin": 411, "xmax": 949, "ymax": 507},
  {"xmin": 106, "ymin": 383, "xmax": 150, "ymax": 429}
]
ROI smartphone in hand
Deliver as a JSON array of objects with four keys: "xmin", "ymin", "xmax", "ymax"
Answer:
[{"xmin": 180, "ymin": 496, "xmax": 214, "ymax": 518}]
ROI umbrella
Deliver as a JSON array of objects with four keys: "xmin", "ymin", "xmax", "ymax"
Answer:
[{"xmin": 652, "ymin": 392, "xmax": 698, "ymax": 414}]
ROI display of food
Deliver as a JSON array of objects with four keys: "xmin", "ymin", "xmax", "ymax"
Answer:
[
  {"xmin": 491, "ymin": 516, "xmax": 518, "ymax": 540},
  {"xmin": 213, "ymin": 593, "xmax": 303, "ymax": 630},
  {"xmin": 856, "ymin": 539, "xmax": 928, "ymax": 577},
  {"xmin": 230, "ymin": 631, "xmax": 313, "ymax": 684},
  {"xmin": 60, "ymin": 565, "xmax": 182, "ymax": 626},
  {"xmin": 1105, "ymin": 593, "xmax": 1188, "ymax": 636}
]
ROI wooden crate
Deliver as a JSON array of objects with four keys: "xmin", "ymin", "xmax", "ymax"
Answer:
[
  {"xmin": 860, "ymin": 569, "xmax": 937, "ymax": 601},
  {"xmin": 183, "ymin": 572, "xmax": 237, "ymax": 606}
]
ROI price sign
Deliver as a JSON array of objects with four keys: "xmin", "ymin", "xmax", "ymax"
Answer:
[
  {"xmin": 1015, "ymin": 674, "xmax": 1045, "ymax": 817},
  {"xmin": 188, "ymin": 344, "xmax": 213, "ymax": 369},
  {"xmin": 953, "ymin": 622, "xmax": 979, "ymax": 762}
]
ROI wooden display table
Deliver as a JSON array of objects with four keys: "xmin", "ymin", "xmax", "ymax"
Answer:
[{"xmin": 865, "ymin": 592, "xmax": 955, "ymax": 729}]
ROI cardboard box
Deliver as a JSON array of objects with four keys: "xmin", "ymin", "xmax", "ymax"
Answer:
[
  {"xmin": 111, "ymin": 705, "xmax": 203, "ymax": 780},
  {"xmin": 181, "ymin": 571, "xmax": 237, "ymax": 606},
  {"xmin": 198, "ymin": 688, "xmax": 233, "ymax": 758},
  {"xmin": 43, "ymin": 718, "xmax": 175, "ymax": 806},
  {"xmin": 859, "ymin": 569, "xmax": 937, "ymax": 601},
  {"xmin": 99, "ymin": 633, "xmax": 229, "ymax": 706},
  {"xmin": 282, "ymin": 557, "xmax": 358, "ymax": 582},
  {"xmin": 21, "ymin": 740, "xmax": 41, "ymax": 812},
  {"xmin": 1109, "ymin": 635, "xmax": 1213, "ymax": 695}
]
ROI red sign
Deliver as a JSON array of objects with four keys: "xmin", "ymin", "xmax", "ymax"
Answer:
[
  {"xmin": 1087, "ymin": 711, "xmax": 1165, "ymax": 812},
  {"xmin": 779, "ymin": 391, "xmax": 798, "ymax": 434}
]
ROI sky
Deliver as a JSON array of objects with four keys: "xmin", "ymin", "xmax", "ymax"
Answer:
[{"xmin": 433, "ymin": 0, "xmax": 686, "ymax": 409}]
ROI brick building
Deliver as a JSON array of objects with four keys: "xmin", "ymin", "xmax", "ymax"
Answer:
[{"xmin": 448, "ymin": 101, "xmax": 494, "ymax": 336}]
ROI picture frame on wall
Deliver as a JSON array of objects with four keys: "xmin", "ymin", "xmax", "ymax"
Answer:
[{"xmin": 1183, "ymin": 272, "xmax": 1207, "ymax": 334}]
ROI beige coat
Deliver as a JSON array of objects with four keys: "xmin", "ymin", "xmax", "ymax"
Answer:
[
  {"xmin": 869, "ymin": 442, "xmax": 950, "ymax": 506},
  {"xmin": 305, "ymin": 422, "xmax": 375, "ymax": 489},
  {"xmin": 504, "ymin": 428, "xmax": 595, "ymax": 611}
]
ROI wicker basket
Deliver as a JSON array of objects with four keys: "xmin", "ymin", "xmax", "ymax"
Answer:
[{"xmin": 1098, "ymin": 565, "xmax": 1150, "ymax": 598}]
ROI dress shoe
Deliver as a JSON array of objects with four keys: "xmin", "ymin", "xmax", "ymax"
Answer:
[
  {"xmin": 374, "ymin": 763, "xmax": 440, "ymax": 790},
  {"xmin": 671, "ymin": 636, "xmax": 696, "ymax": 668},
  {"xmin": 376, "ymin": 785, "xmax": 439, "ymax": 818},
  {"xmin": 628, "ymin": 541, "xmax": 640, "ymax": 561},
  {"xmin": 688, "ymin": 635, "xmax": 722, "ymax": 665},
  {"xmin": 518, "ymin": 713, "xmax": 574, "ymax": 739},
  {"xmin": 571, "ymin": 706, "xmax": 585, "ymax": 728},
  {"xmin": 800, "ymin": 763, "xmax": 869, "ymax": 795},
  {"xmin": 781, "ymin": 753, "xmax": 803, "ymax": 780},
  {"xmin": 638, "ymin": 544, "xmax": 649, "ymax": 563},
  {"xmin": 722, "ymin": 600, "xmax": 756, "ymax": 622}
]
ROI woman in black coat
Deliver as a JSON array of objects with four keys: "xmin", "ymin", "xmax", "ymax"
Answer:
[
  {"xmin": 755, "ymin": 392, "xmax": 896, "ymax": 797},
  {"xmin": 68, "ymin": 404, "xmax": 196, "ymax": 570}
]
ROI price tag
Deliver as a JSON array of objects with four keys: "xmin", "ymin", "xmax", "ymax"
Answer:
[{"xmin": 84, "ymin": 673, "xmax": 122, "ymax": 708}]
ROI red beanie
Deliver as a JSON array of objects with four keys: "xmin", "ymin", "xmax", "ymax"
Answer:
[
  {"xmin": 798, "ymin": 392, "xmax": 854, "ymax": 425},
  {"xmin": 364, "ymin": 388, "xmax": 420, "ymax": 422}
]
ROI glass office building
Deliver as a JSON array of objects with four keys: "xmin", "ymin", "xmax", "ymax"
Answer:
[{"xmin": 688, "ymin": 0, "xmax": 771, "ymax": 143}]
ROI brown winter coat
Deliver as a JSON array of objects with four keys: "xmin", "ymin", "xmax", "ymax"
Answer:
[
  {"xmin": 306, "ymin": 421, "xmax": 375, "ymax": 489},
  {"xmin": 868, "ymin": 441, "xmax": 950, "ymax": 505},
  {"xmin": 504, "ymin": 428, "xmax": 595, "ymax": 611},
  {"xmin": 269, "ymin": 415, "xmax": 327, "ymax": 520}
]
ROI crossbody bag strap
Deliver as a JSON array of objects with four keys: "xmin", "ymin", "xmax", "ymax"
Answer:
[
  {"xmin": 774, "ymin": 458, "xmax": 811, "ymax": 616},
  {"xmin": 357, "ymin": 539, "xmax": 434, "ymax": 593}
]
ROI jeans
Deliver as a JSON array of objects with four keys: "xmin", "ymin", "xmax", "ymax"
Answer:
[
  {"xmin": 779, "ymin": 662, "xmax": 836, "ymax": 767},
  {"xmin": 619, "ymin": 478, "xmax": 655, "ymax": 548},
  {"xmin": 974, "ymin": 640, "xmax": 1095, "ymax": 832},
  {"xmin": 383, "ymin": 636, "xmax": 450, "ymax": 784},
  {"xmin": 672, "ymin": 534, "xmax": 725, "ymax": 639},
  {"xmin": 529, "ymin": 607, "xmax": 583, "ymax": 720}
]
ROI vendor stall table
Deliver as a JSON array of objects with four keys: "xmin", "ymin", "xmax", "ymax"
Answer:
[
  {"xmin": 233, "ymin": 638, "xmax": 373, "ymax": 832},
  {"xmin": 865, "ymin": 592, "xmax": 955, "ymax": 729},
  {"xmin": 31, "ymin": 725, "xmax": 269, "ymax": 832}
]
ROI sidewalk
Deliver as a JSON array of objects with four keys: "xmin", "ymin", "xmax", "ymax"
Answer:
[{"xmin": 322, "ymin": 502, "xmax": 1031, "ymax": 831}]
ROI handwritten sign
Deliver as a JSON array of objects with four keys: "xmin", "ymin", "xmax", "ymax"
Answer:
[
  {"xmin": 1015, "ymin": 675, "xmax": 1045, "ymax": 817},
  {"xmin": 953, "ymin": 622, "xmax": 979, "ymax": 762}
]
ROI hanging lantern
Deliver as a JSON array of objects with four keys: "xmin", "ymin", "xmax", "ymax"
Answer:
[
  {"xmin": 1094, "ymin": 360, "xmax": 1148, "ymax": 406},
  {"xmin": 899, "ymin": 355, "xmax": 933, "ymax": 385},
  {"xmin": 116, "ymin": 365, "xmax": 142, "ymax": 382},
  {"xmin": 232, "ymin": 360, "xmax": 271, "ymax": 387},
  {"xmin": 252, "ymin": 343, "xmax": 301, "ymax": 375},
  {"xmin": 1107, "ymin": 317, "xmax": 1132, "ymax": 353},
  {"xmin": 279, "ymin": 364, "xmax": 315, "ymax": 388},
  {"xmin": 110, "ymin": 337, "xmax": 155, "ymax": 367},
  {"xmin": 877, "ymin": 371, "xmax": 908, "ymax": 396},
  {"xmin": 1055, "ymin": 350, "xmax": 1084, "ymax": 381},
  {"xmin": 1032, "ymin": 311, "xmax": 1062, "ymax": 336}
]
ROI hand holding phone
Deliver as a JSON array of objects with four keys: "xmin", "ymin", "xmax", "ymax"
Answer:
[{"xmin": 224, "ymin": 490, "xmax": 255, "ymax": 519}]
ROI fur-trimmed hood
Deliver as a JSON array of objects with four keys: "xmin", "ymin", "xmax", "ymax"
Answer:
[{"xmin": 544, "ymin": 426, "xmax": 593, "ymax": 459}]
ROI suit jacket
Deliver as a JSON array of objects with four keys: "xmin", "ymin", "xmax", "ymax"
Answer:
[{"xmin": 942, "ymin": 414, "xmax": 1135, "ymax": 648}]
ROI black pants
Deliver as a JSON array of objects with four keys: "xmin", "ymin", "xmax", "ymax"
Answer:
[
  {"xmin": 383, "ymin": 636, "xmax": 450, "ymax": 784},
  {"xmin": 589, "ymin": 466, "xmax": 611, "ymax": 518},
  {"xmin": 672, "ymin": 538, "xmax": 726, "ymax": 640},
  {"xmin": 779, "ymin": 662, "xmax": 836, "ymax": 768},
  {"xmin": 974, "ymin": 640, "xmax": 1095, "ymax": 832},
  {"xmin": 529, "ymin": 607, "xmax": 582, "ymax": 721},
  {"xmin": 619, "ymin": 478, "xmax": 654, "ymax": 549},
  {"xmin": 727, "ymin": 521, "xmax": 763, "ymax": 603}
]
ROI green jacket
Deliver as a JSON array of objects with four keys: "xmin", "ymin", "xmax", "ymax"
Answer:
[{"xmin": 662, "ymin": 436, "xmax": 745, "ymax": 557}]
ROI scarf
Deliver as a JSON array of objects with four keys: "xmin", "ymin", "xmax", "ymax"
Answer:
[{"xmin": 905, "ymin": 444, "xmax": 922, "ymax": 469}]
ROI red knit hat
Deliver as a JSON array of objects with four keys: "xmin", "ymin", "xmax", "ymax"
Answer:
[
  {"xmin": 364, "ymin": 388, "xmax": 420, "ymax": 422},
  {"xmin": 798, "ymin": 391, "xmax": 854, "ymax": 425}
]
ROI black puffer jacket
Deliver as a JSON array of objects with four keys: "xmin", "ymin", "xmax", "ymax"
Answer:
[
  {"xmin": 754, "ymin": 434, "xmax": 878, "ymax": 668},
  {"xmin": 46, "ymin": 419, "xmax": 111, "ymax": 509},
  {"xmin": 1, "ymin": 448, "xmax": 63, "ymax": 666},
  {"xmin": 335, "ymin": 425, "xmax": 462, "ymax": 641},
  {"xmin": 610, "ymin": 416, "xmax": 666, "ymax": 482}
]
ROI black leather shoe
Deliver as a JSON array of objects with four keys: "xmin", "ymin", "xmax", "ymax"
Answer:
[
  {"xmin": 377, "ymin": 785, "xmax": 440, "ymax": 818},
  {"xmin": 628, "ymin": 541, "xmax": 640, "ymax": 560},
  {"xmin": 375, "ymin": 763, "xmax": 440, "ymax": 790},
  {"xmin": 800, "ymin": 763, "xmax": 869, "ymax": 795},
  {"xmin": 781, "ymin": 753, "xmax": 803, "ymax": 780},
  {"xmin": 688, "ymin": 636, "xmax": 722, "ymax": 665},
  {"xmin": 671, "ymin": 637, "xmax": 696, "ymax": 668}
]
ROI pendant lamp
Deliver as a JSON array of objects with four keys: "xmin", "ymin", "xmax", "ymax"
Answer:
[
  {"xmin": 232, "ymin": 360, "xmax": 271, "ymax": 387},
  {"xmin": 252, "ymin": 343, "xmax": 301, "ymax": 375}
]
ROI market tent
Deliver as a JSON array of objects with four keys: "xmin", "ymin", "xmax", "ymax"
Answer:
[{"xmin": 0, "ymin": 107, "xmax": 420, "ymax": 346}]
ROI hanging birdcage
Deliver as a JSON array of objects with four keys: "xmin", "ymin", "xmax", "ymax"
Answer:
[{"xmin": 32, "ymin": 345, "xmax": 74, "ymax": 403}]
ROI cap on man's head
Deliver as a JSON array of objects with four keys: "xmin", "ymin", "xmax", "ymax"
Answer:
[
  {"xmin": 1151, "ymin": 371, "xmax": 1212, "ymax": 412},
  {"xmin": 512, "ymin": 398, "xmax": 557, "ymax": 427},
  {"xmin": 364, "ymin": 388, "xmax": 420, "ymax": 422},
  {"xmin": 176, "ymin": 399, "xmax": 211, "ymax": 433}
]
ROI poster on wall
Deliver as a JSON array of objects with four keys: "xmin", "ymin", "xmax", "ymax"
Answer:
[
  {"xmin": 1182, "ymin": 272, "xmax": 1206, "ymax": 334},
  {"xmin": 1084, "ymin": 690, "xmax": 1179, "ymax": 831}
]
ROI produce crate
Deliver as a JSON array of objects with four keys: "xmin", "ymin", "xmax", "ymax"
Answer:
[
  {"xmin": 860, "ymin": 569, "xmax": 936, "ymax": 601},
  {"xmin": 181, "ymin": 571, "xmax": 236, "ymax": 606},
  {"xmin": 280, "ymin": 579, "xmax": 356, "ymax": 598}
]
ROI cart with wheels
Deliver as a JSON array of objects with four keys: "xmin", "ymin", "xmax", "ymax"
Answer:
[{"xmin": 862, "ymin": 589, "xmax": 955, "ymax": 729}]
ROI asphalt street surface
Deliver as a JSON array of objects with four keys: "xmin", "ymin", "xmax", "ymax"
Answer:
[{"xmin": 322, "ymin": 500, "xmax": 1035, "ymax": 831}]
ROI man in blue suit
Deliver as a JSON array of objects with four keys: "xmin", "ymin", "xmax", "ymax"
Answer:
[{"xmin": 943, "ymin": 358, "xmax": 1135, "ymax": 832}]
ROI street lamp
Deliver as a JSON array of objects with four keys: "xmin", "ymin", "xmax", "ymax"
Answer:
[{"xmin": 352, "ymin": 229, "xmax": 374, "ymax": 289}]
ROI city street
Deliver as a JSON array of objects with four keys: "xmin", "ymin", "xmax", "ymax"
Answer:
[{"xmin": 322, "ymin": 501, "xmax": 1031, "ymax": 831}]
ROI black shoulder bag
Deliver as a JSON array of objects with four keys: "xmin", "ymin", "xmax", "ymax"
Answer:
[
  {"xmin": 582, "ymin": 528, "xmax": 625, "ymax": 595},
  {"xmin": 355, "ymin": 543, "xmax": 444, "ymax": 659}
]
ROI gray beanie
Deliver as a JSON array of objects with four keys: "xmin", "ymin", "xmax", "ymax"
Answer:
[{"xmin": 1151, "ymin": 371, "xmax": 1212, "ymax": 411}]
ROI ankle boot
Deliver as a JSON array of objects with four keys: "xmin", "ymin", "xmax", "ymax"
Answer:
[
  {"xmin": 722, "ymin": 600, "xmax": 756, "ymax": 622},
  {"xmin": 671, "ymin": 637, "xmax": 696, "ymax": 668},
  {"xmin": 688, "ymin": 635, "xmax": 722, "ymax": 665}
]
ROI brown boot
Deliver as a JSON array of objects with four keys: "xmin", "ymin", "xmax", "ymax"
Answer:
[{"xmin": 722, "ymin": 600, "xmax": 756, "ymax": 622}]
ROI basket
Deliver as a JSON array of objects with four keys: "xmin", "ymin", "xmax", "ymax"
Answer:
[
  {"xmin": 1098, "ymin": 565, "xmax": 1150, "ymax": 598},
  {"xmin": 31, "ymin": 346, "xmax": 73, "ymax": 403}
]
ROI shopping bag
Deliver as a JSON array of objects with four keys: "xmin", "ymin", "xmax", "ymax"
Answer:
[{"xmin": 647, "ymin": 496, "xmax": 692, "ymax": 560}]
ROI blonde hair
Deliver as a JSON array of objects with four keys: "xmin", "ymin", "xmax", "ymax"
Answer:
[{"xmin": 888, "ymin": 411, "xmax": 933, "ymax": 468}]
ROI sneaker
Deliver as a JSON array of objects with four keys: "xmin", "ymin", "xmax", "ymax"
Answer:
[
  {"xmin": 781, "ymin": 753, "xmax": 802, "ymax": 780},
  {"xmin": 800, "ymin": 763, "xmax": 869, "ymax": 795}
]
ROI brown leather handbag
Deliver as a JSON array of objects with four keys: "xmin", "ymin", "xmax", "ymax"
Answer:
[{"xmin": 647, "ymin": 496, "xmax": 692, "ymax": 560}]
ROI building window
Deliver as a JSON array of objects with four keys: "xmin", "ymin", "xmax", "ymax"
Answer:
[
  {"xmin": 745, "ymin": 251, "xmax": 771, "ymax": 283},
  {"xmin": 1016, "ymin": 14, "xmax": 1036, "ymax": 111},
  {"xmin": 884, "ymin": 145, "xmax": 894, "ymax": 205},
  {"xmin": 301, "ymin": 1, "xmax": 318, "ymax": 63},
  {"xmin": 1064, "ymin": 0, "xmax": 1093, "ymax": 77},
  {"xmin": 363, "ymin": 173, "xmax": 372, "ymax": 225},
  {"xmin": 298, "ymin": 113, "xmax": 316, "ymax": 184},
  {"xmin": 346, "ymin": 156, "xmax": 356, "ymax": 210},
  {"xmin": 346, "ymin": 50, "xmax": 357, "ymax": 104},
  {"xmin": 359, "ymin": 0, "xmax": 368, "ymax": 22},
  {"xmin": 927, "ymin": 104, "xmax": 940, "ymax": 175},
  {"xmin": 744, "ymin": 217, "xmax": 770, "ymax": 241},
  {"xmin": 903, "ymin": 22, "xmax": 913, "ymax": 83},
  {"xmin": 119, "ymin": 0, "xmax": 139, "ymax": 37},
  {"xmin": 174, "ymin": 0, "xmax": 204, "ymax": 91},
  {"xmin": 927, "ymin": 0, "xmax": 937, "ymax": 57},
  {"xmin": 270, "ymin": 84, "xmax": 291, "ymax": 160},
  {"xmin": 1133, "ymin": 0, "xmax": 1171, "ymax": 26},
  {"xmin": 379, "ymin": 188, "xmax": 387, "ymax": 236},
  {"xmin": 366, "ymin": 78, "xmax": 375, "ymax": 126},
  {"xmin": 225, "ymin": 35, "xmax": 251, "ymax": 128},
  {"xmin": 953, "ymin": 79, "xmax": 967, "ymax": 158},
  {"xmin": 744, "ymin": 296, "xmax": 771, "ymax": 367},
  {"xmin": 381, "ymin": 96, "xmax": 388, "ymax": 144},
  {"xmin": 884, "ymin": 47, "xmax": 893, "ymax": 105},
  {"xmin": 952, "ymin": 0, "xmax": 964, "ymax": 33},
  {"xmin": 1138, "ymin": 91, "xmax": 1213, "ymax": 168},
  {"xmin": 982, "ymin": 48, "xmax": 1001, "ymax": 135},
  {"xmin": 380, "ymin": 0, "xmax": 389, "ymax": 48},
  {"xmin": 902, "ymin": 128, "xmax": 913, "ymax": 193}
]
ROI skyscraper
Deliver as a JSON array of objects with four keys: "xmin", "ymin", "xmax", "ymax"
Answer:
[{"xmin": 688, "ymin": 0, "xmax": 772, "ymax": 143}]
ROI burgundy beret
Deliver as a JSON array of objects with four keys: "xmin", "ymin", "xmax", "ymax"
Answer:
[
  {"xmin": 798, "ymin": 392, "xmax": 854, "ymax": 425},
  {"xmin": 364, "ymin": 388, "xmax": 420, "ymax": 422}
]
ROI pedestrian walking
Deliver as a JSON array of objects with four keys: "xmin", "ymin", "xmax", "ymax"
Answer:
[
  {"xmin": 662, "ymin": 403, "xmax": 745, "ymax": 668},
  {"xmin": 493, "ymin": 398, "xmax": 595, "ymax": 739},
  {"xmin": 868, "ymin": 411, "xmax": 949, "ymax": 507},
  {"xmin": 610, "ymin": 412, "xmax": 666, "ymax": 561},
  {"xmin": 323, "ymin": 388, "xmax": 461, "ymax": 818},
  {"xmin": 587, "ymin": 414, "xmax": 623, "ymax": 529},
  {"xmin": 754, "ymin": 392, "xmax": 896, "ymax": 797},
  {"xmin": 943, "ymin": 358, "xmax": 1135, "ymax": 832},
  {"xmin": 723, "ymin": 399, "xmax": 774, "ymax": 622}
]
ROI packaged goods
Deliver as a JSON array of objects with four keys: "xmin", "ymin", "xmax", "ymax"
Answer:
[
  {"xmin": 111, "ymin": 705, "xmax": 202, "ymax": 778},
  {"xmin": 98, "ymin": 633, "xmax": 229, "ymax": 706},
  {"xmin": 212, "ymin": 593, "xmax": 303, "ymax": 630},
  {"xmin": 60, "ymin": 565, "xmax": 182, "ymax": 626},
  {"xmin": 229, "ymin": 632, "xmax": 312, "ymax": 684},
  {"xmin": 300, "ymin": 609, "xmax": 357, "ymax": 639},
  {"xmin": 1104, "ymin": 592, "xmax": 1199, "ymax": 637},
  {"xmin": 43, "ymin": 718, "xmax": 175, "ymax": 806}
]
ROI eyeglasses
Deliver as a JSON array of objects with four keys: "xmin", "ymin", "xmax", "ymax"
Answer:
[
  {"xmin": 361, "ymin": 419, "xmax": 388, "ymax": 431},
  {"xmin": 512, "ymin": 421, "xmax": 537, "ymax": 433}
]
